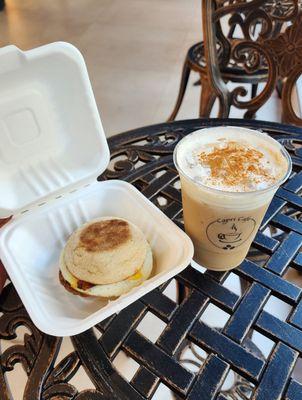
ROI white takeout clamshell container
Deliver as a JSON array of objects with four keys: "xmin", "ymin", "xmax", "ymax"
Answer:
[{"xmin": 0, "ymin": 42, "xmax": 193, "ymax": 336}]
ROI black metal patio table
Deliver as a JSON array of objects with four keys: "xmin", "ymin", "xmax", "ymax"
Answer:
[{"xmin": 1, "ymin": 118, "xmax": 302, "ymax": 400}]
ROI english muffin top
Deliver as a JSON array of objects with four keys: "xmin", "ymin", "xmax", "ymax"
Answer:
[
  {"xmin": 80, "ymin": 219, "xmax": 130, "ymax": 252},
  {"xmin": 63, "ymin": 217, "xmax": 148, "ymax": 285}
]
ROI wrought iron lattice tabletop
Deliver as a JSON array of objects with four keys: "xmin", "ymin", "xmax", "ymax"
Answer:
[{"xmin": 1, "ymin": 118, "xmax": 302, "ymax": 400}]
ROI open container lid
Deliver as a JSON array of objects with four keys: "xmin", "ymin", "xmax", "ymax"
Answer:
[
  {"xmin": 0, "ymin": 42, "xmax": 110, "ymax": 218},
  {"xmin": 0, "ymin": 41, "xmax": 195, "ymax": 336}
]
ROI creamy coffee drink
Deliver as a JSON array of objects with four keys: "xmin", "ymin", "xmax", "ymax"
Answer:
[{"xmin": 174, "ymin": 127, "xmax": 291, "ymax": 270}]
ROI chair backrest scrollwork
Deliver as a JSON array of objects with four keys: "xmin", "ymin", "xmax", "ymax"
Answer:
[{"xmin": 203, "ymin": 0, "xmax": 302, "ymax": 124}]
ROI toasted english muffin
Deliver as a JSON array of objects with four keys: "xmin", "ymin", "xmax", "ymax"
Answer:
[
  {"xmin": 59, "ymin": 244, "xmax": 153, "ymax": 298},
  {"xmin": 64, "ymin": 217, "xmax": 148, "ymax": 285}
]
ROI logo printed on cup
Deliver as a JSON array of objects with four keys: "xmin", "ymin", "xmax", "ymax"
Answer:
[{"xmin": 206, "ymin": 216, "xmax": 256, "ymax": 250}]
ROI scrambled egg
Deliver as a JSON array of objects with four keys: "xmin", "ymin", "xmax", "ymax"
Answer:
[{"xmin": 70, "ymin": 269, "xmax": 143, "ymax": 289}]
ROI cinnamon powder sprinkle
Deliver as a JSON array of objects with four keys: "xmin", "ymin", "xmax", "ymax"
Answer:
[{"xmin": 198, "ymin": 141, "xmax": 272, "ymax": 188}]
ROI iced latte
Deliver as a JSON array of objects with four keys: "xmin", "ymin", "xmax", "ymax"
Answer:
[{"xmin": 174, "ymin": 127, "xmax": 292, "ymax": 271}]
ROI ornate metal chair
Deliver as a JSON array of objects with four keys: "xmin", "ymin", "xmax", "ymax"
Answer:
[
  {"xmin": 168, "ymin": 0, "xmax": 297, "ymax": 122},
  {"xmin": 203, "ymin": 0, "xmax": 302, "ymax": 125}
]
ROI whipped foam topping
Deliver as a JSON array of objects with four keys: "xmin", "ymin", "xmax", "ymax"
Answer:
[{"xmin": 175, "ymin": 128, "xmax": 289, "ymax": 192}]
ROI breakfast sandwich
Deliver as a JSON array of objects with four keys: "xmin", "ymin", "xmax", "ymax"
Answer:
[{"xmin": 59, "ymin": 217, "xmax": 153, "ymax": 298}]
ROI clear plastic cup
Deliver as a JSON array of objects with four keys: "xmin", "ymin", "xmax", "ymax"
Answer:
[{"xmin": 174, "ymin": 127, "xmax": 292, "ymax": 271}]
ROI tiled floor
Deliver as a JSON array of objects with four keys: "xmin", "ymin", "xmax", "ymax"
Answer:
[
  {"xmin": 0, "ymin": 0, "xmax": 203, "ymax": 136},
  {"xmin": 0, "ymin": 0, "xmax": 289, "ymax": 138}
]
